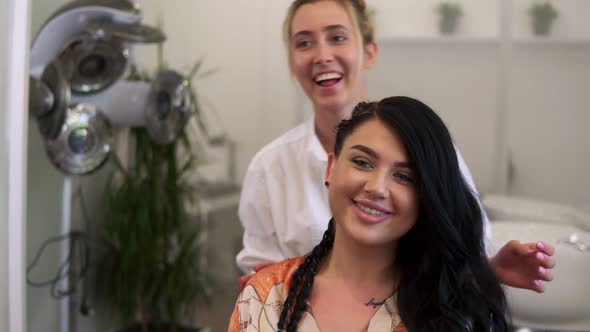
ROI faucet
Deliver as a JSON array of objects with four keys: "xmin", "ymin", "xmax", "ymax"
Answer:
[{"xmin": 558, "ymin": 233, "xmax": 589, "ymax": 252}]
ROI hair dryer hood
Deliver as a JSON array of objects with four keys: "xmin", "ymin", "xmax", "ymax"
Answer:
[
  {"xmin": 31, "ymin": 0, "xmax": 139, "ymax": 76},
  {"xmin": 145, "ymin": 70, "xmax": 195, "ymax": 145},
  {"xmin": 59, "ymin": 35, "xmax": 129, "ymax": 94},
  {"xmin": 30, "ymin": 0, "xmax": 165, "ymax": 94},
  {"xmin": 45, "ymin": 103, "xmax": 113, "ymax": 175},
  {"xmin": 30, "ymin": 61, "xmax": 71, "ymax": 140}
]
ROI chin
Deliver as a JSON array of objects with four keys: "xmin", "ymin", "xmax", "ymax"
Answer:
[
  {"xmin": 315, "ymin": 97, "xmax": 351, "ymax": 114},
  {"xmin": 347, "ymin": 224, "xmax": 397, "ymax": 248},
  {"xmin": 354, "ymin": 235, "xmax": 396, "ymax": 248}
]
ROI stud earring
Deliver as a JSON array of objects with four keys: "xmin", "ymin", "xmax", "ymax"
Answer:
[{"xmin": 324, "ymin": 181, "xmax": 330, "ymax": 188}]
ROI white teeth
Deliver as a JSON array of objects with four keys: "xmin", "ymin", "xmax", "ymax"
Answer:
[
  {"xmin": 355, "ymin": 202, "xmax": 384, "ymax": 215},
  {"xmin": 314, "ymin": 72, "xmax": 342, "ymax": 82}
]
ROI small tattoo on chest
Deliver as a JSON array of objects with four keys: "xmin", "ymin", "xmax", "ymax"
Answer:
[{"xmin": 364, "ymin": 297, "xmax": 386, "ymax": 308}]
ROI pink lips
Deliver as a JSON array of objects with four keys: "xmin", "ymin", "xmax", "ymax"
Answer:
[{"xmin": 352, "ymin": 199, "xmax": 392, "ymax": 224}]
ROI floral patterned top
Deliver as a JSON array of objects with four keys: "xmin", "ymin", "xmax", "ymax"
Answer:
[{"xmin": 228, "ymin": 257, "xmax": 406, "ymax": 332}]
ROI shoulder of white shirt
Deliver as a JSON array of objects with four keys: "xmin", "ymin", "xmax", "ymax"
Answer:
[{"xmin": 247, "ymin": 120, "xmax": 313, "ymax": 170}]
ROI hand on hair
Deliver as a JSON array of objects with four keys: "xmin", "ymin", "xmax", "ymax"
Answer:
[
  {"xmin": 237, "ymin": 261, "xmax": 275, "ymax": 291},
  {"xmin": 490, "ymin": 240, "xmax": 555, "ymax": 293}
]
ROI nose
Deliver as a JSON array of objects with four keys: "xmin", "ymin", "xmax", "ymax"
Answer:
[
  {"xmin": 313, "ymin": 41, "xmax": 333, "ymax": 65},
  {"xmin": 364, "ymin": 172, "xmax": 388, "ymax": 200}
]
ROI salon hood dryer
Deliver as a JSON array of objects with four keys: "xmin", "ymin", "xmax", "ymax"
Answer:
[
  {"xmin": 30, "ymin": 0, "xmax": 164, "ymax": 85},
  {"xmin": 27, "ymin": 0, "xmax": 193, "ymax": 175},
  {"xmin": 71, "ymin": 69, "xmax": 196, "ymax": 145}
]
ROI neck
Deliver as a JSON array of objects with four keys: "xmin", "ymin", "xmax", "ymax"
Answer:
[
  {"xmin": 313, "ymin": 87, "xmax": 368, "ymax": 154},
  {"xmin": 322, "ymin": 230, "xmax": 398, "ymax": 291},
  {"xmin": 313, "ymin": 108, "xmax": 346, "ymax": 154}
]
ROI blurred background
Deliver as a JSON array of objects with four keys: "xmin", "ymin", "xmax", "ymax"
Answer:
[{"xmin": 1, "ymin": 0, "xmax": 588, "ymax": 331}]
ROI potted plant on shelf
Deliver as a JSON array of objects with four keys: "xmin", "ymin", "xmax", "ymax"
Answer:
[
  {"xmin": 93, "ymin": 50, "xmax": 214, "ymax": 332},
  {"xmin": 436, "ymin": 2, "xmax": 463, "ymax": 35},
  {"xmin": 528, "ymin": 2, "xmax": 558, "ymax": 36}
]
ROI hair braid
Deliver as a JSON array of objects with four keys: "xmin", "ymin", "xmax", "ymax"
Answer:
[{"xmin": 278, "ymin": 219, "xmax": 335, "ymax": 332}]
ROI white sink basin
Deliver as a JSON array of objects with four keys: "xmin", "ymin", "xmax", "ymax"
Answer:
[
  {"xmin": 484, "ymin": 195, "xmax": 590, "ymax": 231},
  {"xmin": 492, "ymin": 221, "xmax": 590, "ymax": 331}
]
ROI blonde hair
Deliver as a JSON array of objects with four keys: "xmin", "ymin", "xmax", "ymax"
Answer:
[{"xmin": 282, "ymin": 0, "xmax": 375, "ymax": 57}]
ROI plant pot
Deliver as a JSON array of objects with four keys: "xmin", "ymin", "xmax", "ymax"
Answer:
[
  {"xmin": 439, "ymin": 16, "xmax": 459, "ymax": 35},
  {"xmin": 118, "ymin": 322, "xmax": 209, "ymax": 332},
  {"xmin": 532, "ymin": 18, "xmax": 554, "ymax": 36}
]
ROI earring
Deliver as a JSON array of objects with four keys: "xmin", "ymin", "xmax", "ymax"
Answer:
[{"xmin": 324, "ymin": 181, "xmax": 329, "ymax": 188}]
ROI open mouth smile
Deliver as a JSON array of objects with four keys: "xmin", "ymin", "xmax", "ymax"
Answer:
[{"xmin": 314, "ymin": 72, "xmax": 342, "ymax": 87}]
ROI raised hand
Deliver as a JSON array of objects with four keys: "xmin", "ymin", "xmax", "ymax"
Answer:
[{"xmin": 491, "ymin": 240, "xmax": 556, "ymax": 293}]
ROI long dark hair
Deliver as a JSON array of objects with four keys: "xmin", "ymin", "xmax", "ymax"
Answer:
[{"xmin": 277, "ymin": 96, "xmax": 509, "ymax": 332}]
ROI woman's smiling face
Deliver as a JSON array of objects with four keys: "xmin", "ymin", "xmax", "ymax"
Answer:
[
  {"xmin": 288, "ymin": 0, "xmax": 377, "ymax": 113},
  {"xmin": 326, "ymin": 117, "xmax": 419, "ymax": 247}
]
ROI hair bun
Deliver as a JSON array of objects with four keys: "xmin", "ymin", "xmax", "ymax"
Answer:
[{"xmin": 355, "ymin": 0, "xmax": 367, "ymax": 7}]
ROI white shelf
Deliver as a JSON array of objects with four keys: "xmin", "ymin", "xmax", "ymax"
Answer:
[
  {"xmin": 377, "ymin": 35, "xmax": 499, "ymax": 46},
  {"xmin": 513, "ymin": 37, "xmax": 590, "ymax": 46},
  {"xmin": 377, "ymin": 35, "xmax": 590, "ymax": 48}
]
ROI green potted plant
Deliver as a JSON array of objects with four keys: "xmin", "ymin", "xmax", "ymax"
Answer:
[
  {"xmin": 93, "ymin": 50, "xmax": 213, "ymax": 332},
  {"xmin": 529, "ymin": 2, "xmax": 558, "ymax": 36},
  {"xmin": 436, "ymin": 2, "xmax": 463, "ymax": 35}
]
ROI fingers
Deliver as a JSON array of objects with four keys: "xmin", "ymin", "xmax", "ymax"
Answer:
[
  {"xmin": 532, "ymin": 279, "xmax": 545, "ymax": 293},
  {"xmin": 535, "ymin": 250, "xmax": 556, "ymax": 269},
  {"xmin": 531, "ymin": 242, "xmax": 556, "ymax": 269},
  {"xmin": 537, "ymin": 265, "xmax": 554, "ymax": 282},
  {"xmin": 528, "ymin": 258, "xmax": 555, "ymax": 292},
  {"xmin": 510, "ymin": 240, "xmax": 536, "ymax": 255},
  {"xmin": 521, "ymin": 242, "xmax": 557, "ymax": 269},
  {"xmin": 536, "ymin": 241, "xmax": 555, "ymax": 256}
]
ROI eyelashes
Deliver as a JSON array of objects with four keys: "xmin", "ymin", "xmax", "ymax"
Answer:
[
  {"xmin": 351, "ymin": 158, "xmax": 414, "ymax": 184},
  {"xmin": 352, "ymin": 158, "xmax": 371, "ymax": 169},
  {"xmin": 292, "ymin": 34, "xmax": 348, "ymax": 50},
  {"xmin": 393, "ymin": 173, "xmax": 414, "ymax": 184}
]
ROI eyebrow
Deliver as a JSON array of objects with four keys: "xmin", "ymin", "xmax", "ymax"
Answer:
[
  {"xmin": 350, "ymin": 145, "xmax": 411, "ymax": 168},
  {"xmin": 292, "ymin": 24, "xmax": 349, "ymax": 38}
]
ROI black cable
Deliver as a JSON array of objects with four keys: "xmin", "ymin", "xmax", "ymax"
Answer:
[
  {"xmin": 26, "ymin": 230, "xmax": 90, "ymax": 300},
  {"xmin": 26, "ymin": 180, "xmax": 93, "ymax": 301}
]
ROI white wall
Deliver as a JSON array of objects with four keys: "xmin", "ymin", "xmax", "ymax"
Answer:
[
  {"xmin": 26, "ymin": 130, "xmax": 64, "ymax": 332},
  {"xmin": 508, "ymin": 46, "xmax": 590, "ymax": 207},
  {"xmin": 27, "ymin": 2, "xmax": 81, "ymax": 332}
]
